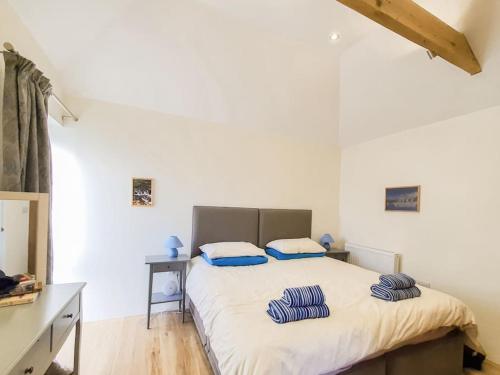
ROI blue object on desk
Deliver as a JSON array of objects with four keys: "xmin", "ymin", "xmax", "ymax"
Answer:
[
  {"xmin": 164, "ymin": 235, "xmax": 183, "ymax": 257},
  {"xmin": 320, "ymin": 233, "xmax": 335, "ymax": 250}
]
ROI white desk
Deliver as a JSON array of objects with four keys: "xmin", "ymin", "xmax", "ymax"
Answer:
[{"xmin": 0, "ymin": 283, "xmax": 86, "ymax": 375}]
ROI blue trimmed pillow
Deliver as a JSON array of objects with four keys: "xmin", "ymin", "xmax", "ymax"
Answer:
[
  {"xmin": 266, "ymin": 238, "xmax": 326, "ymax": 254},
  {"xmin": 201, "ymin": 253, "xmax": 268, "ymax": 267},
  {"xmin": 266, "ymin": 247, "xmax": 325, "ymax": 260}
]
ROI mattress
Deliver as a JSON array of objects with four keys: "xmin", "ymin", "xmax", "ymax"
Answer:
[{"xmin": 186, "ymin": 256, "xmax": 478, "ymax": 375}]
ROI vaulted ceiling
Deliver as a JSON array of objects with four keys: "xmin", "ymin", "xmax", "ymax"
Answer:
[
  {"xmin": 8, "ymin": 0, "xmax": 500, "ymax": 145},
  {"xmin": 339, "ymin": 0, "xmax": 500, "ymax": 146}
]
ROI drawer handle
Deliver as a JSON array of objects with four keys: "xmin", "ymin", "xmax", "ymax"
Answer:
[
  {"xmin": 24, "ymin": 366, "xmax": 34, "ymax": 374},
  {"xmin": 63, "ymin": 313, "xmax": 74, "ymax": 319}
]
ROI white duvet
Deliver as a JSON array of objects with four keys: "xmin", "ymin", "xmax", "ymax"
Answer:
[{"xmin": 186, "ymin": 256, "xmax": 478, "ymax": 375}]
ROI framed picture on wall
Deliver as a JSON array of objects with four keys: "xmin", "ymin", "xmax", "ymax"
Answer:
[
  {"xmin": 385, "ymin": 186, "xmax": 420, "ymax": 212},
  {"xmin": 132, "ymin": 178, "xmax": 153, "ymax": 207}
]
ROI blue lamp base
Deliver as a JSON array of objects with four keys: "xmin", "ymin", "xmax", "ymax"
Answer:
[
  {"xmin": 167, "ymin": 248, "xmax": 179, "ymax": 258},
  {"xmin": 321, "ymin": 242, "xmax": 331, "ymax": 251}
]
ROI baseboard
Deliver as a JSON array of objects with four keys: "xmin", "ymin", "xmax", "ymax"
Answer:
[
  {"xmin": 484, "ymin": 360, "xmax": 500, "ymax": 375},
  {"xmin": 486, "ymin": 360, "xmax": 500, "ymax": 368}
]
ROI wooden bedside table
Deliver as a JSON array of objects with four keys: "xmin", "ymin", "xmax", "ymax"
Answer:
[
  {"xmin": 145, "ymin": 254, "xmax": 190, "ymax": 328},
  {"xmin": 325, "ymin": 249, "xmax": 350, "ymax": 263}
]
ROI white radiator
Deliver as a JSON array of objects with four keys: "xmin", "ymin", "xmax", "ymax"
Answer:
[{"xmin": 345, "ymin": 242, "xmax": 400, "ymax": 274}]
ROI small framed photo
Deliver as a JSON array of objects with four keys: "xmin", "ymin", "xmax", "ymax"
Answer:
[
  {"xmin": 385, "ymin": 186, "xmax": 420, "ymax": 212},
  {"xmin": 132, "ymin": 178, "xmax": 153, "ymax": 207}
]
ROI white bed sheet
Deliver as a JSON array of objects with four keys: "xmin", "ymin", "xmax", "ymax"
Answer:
[{"xmin": 186, "ymin": 256, "xmax": 478, "ymax": 375}]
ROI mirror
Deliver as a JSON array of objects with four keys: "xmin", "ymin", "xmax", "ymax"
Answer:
[
  {"xmin": 0, "ymin": 192, "xmax": 49, "ymax": 285},
  {"xmin": 0, "ymin": 200, "xmax": 30, "ymax": 275}
]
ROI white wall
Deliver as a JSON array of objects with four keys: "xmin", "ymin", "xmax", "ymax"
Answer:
[
  {"xmin": 49, "ymin": 97, "xmax": 341, "ymax": 321},
  {"xmin": 339, "ymin": 105, "xmax": 500, "ymax": 362}
]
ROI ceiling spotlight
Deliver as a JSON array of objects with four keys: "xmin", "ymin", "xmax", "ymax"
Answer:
[{"xmin": 330, "ymin": 32, "xmax": 341, "ymax": 42}]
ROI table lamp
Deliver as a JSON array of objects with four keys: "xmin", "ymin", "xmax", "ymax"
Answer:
[
  {"xmin": 320, "ymin": 233, "xmax": 335, "ymax": 250},
  {"xmin": 165, "ymin": 236, "xmax": 183, "ymax": 258}
]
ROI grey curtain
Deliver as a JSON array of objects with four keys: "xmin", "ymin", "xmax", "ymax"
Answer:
[{"xmin": 1, "ymin": 52, "xmax": 53, "ymax": 283}]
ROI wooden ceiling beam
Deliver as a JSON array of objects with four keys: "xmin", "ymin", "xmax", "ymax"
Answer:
[{"xmin": 337, "ymin": 0, "xmax": 481, "ymax": 75}]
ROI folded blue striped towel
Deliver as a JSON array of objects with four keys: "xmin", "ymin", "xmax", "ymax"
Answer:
[
  {"xmin": 371, "ymin": 284, "xmax": 421, "ymax": 302},
  {"xmin": 267, "ymin": 299, "xmax": 330, "ymax": 324},
  {"xmin": 379, "ymin": 273, "xmax": 416, "ymax": 290},
  {"xmin": 282, "ymin": 285, "xmax": 325, "ymax": 307}
]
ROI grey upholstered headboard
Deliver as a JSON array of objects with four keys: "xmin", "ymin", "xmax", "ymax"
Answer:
[
  {"xmin": 191, "ymin": 206, "xmax": 259, "ymax": 257},
  {"xmin": 258, "ymin": 209, "xmax": 312, "ymax": 248},
  {"xmin": 190, "ymin": 206, "xmax": 312, "ymax": 257}
]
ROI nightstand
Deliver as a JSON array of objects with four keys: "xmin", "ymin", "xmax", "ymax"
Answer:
[
  {"xmin": 325, "ymin": 249, "xmax": 350, "ymax": 263},
  {"xmin": 145, "ymin": 254, "xmax": 190, "ymax": 328}
]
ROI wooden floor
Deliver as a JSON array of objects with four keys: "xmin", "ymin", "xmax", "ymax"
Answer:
[
  {"xmin": 466, "ymin": 363, "xmax": 500, "ymax": 375},
  {"xmin": 57, "ymin": 312, "xmax": 500, "ymax": 375},
  {"xmin": 57, "ymin": 312, "xmax": 211, "ymax": 375}
]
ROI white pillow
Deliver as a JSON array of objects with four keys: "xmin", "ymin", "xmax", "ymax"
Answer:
[
  {"xmin": 266, "ymin": 238, "xmax": 325, "ymax": 254},
  {"xmin": 200, "ymin": 242, "xmax": 265, "ymax": 259}
]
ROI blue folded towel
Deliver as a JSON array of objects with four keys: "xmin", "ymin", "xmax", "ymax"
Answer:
[
  {"xmin": 282, "ymin": 285, "xmax": 325, "ymax": 307},
  {"xmin": 379, "ymin": 273, "xmax": 416, "ymax": 290},
  {"xmin": 267, "ymin": 299, "xmax": 330, "ymax": 324},
  {"xmin": 371, "ymin": 284, "xmax": 421, "ymax": 302}
]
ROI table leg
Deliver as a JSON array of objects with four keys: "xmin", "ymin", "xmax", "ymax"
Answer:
[
  {"xmin": 147, "ymin": 266, "xmax": 153, "ymax": 329},
  {"xmin": 74, "ymin": 292, "xmax": 82, "ymax": 374},
  {"xmin": 178, "ymin": 270, "xmax": 182, "ymax": 312},
  {"xmin": 74, "ymin": 318, "xmax": 81, "ymax": 374},
  {"xmin": 182, "ymin": 266, "xmax": 186, "ymax": 323}
]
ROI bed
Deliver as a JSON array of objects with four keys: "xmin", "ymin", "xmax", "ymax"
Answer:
[{"xmin": 186, "ymin": 206, "xmax": 479, "ymax": 375}]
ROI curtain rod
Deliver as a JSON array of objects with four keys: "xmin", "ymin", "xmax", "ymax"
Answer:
[{"xmin": 2, "ymin": 42, "xmax": 79, "ymax": 122}]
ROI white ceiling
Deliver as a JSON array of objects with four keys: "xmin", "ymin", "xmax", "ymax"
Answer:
[
  {"xmin": 8, "ymin": 0, "xmax": 500, "ymax": 145},
  {"xmin": 9, "ymin": 0, "xmax": 375, "ymax": 143},
  {"xmin": 339, "ymin": 0, "xmax": 500, "ymax": 146},
  {"xmin": 9, "ymin": 0, "xmax": 372, "ymax": 67}
]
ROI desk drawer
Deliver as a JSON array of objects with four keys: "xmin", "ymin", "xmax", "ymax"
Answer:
[
  {"xmin": 9, "ymin": 329, "xmax": 51, "ymax": 375},
  {"xmin": 52, "ymin": 295, "xmax": 80, "ymax": 350},
  {"xmin": 152, "ymin": 262, "xmax": 184, "ymax": 273}
]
